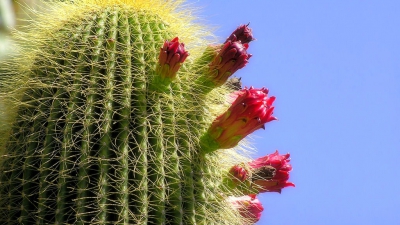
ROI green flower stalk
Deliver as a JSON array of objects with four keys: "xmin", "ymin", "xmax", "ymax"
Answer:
[{"xmin": 0, "ymin": 0, "xmax": 294, "ymax": 224}]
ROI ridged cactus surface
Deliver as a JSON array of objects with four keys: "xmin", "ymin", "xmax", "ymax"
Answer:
[{"xmin": 0, "ymin": 0, "xmax": 294, "ymax": 224}]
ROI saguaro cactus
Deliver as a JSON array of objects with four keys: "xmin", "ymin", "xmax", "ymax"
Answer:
[{"xmin": 0, "ymin": 0, "xmax": 293, "ymax": 224}]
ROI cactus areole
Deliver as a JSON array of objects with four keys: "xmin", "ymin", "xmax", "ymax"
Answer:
[{"xmin": 0, "ymin": 0, "xmax": 294, "ymax": 224}]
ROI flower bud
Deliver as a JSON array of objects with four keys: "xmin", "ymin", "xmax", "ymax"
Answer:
[
  {"xmin": 157, "ymin": 37, "xmax": 189, "ymax": 79},
  {"xmin": 207, "ymin": 87, "xmax": 276, "ymax": 149},
  {"xmin": 208, "ymin": 41, "xmax": 251, "ymax": 86},
  {"xmin": 227, "ymin": 194, "xmax": 264, "ymax": 224},
  {"xmin": 225, "ymin": 24, "xmax": 255, "ymax": 44},
  {"xmin": 229, "ymin": 164, "xmax": 249, "ymax": 184}
]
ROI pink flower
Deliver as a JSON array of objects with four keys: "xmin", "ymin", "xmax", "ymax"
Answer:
[
  {"xmin": 208, "ymin": 41, "xmax": 251, "ymax": 86},
  {"xmin": 249, "ymin": 150, "xmax": 295, "ymax": 193},
  {"xmin": 225, "ymin": 24, "xmax": 255, "ymax": 44},
  {"xmin": 228, "ymin": 194, "xmax": 264, "ymax": 224},
  {"xmin": 228, "ymin": 151, "xmax": 294, "ymax": 193},
  {"xmin": 208, "ymin": 87, "xmax": 276, "ymax": 149},
  {"xmin": 157, "ymin": 37, "xmax": 189, "ymax": 79}
]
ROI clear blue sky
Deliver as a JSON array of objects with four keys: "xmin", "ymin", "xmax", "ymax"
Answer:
[{"xmin": 188, "ymin": 1, "xmax": 400, "ymax": 224}]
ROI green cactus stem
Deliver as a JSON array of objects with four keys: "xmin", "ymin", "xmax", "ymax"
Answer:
[{"xmin": 0, "ymin": 0, "xmax": 265, "ymax": 224}]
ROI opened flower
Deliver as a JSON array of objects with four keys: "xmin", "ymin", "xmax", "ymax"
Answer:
[
  {"xmin": 157, "ymin": 37, "xmax": 189, "ymax": 79},
  {"xmin": 206, "ymin": 87, "xmax": 276, "ymax": 150},
  {"xmin": 208, "ymin": 40, "xmax": 251, "ymax": 86},
  {"xmin": 249, "ymin": 150, "xmax": 295, "ymax": 193},
  {"xmin": 225, "ymin": 24, "xmax": 255, "ymax": 44},
  {"xmin": 228, "ymin": 151, "xmax": 294, "ymax": 194},
  {"xmin": 228, "ymin": 194, "xmax": 264, "ymax": 224}
]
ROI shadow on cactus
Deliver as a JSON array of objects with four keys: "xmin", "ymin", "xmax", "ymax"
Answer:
[{"xmin": 0, "ymin": 0, "xmax": 294, "ymax": 224}]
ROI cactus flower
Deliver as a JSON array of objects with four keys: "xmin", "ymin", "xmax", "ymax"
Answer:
[
  {"xmin": 157, "ymin": 37, "xmax": 189, "ymax": 79},
  {"xmin": 205, "ymin": 87, "xmax": 276, "ymax": 150},
  {"xmin": 225, "ymin": 24, "xmax": 255, "ymax": 44},
  {"xmin": 208, "ymin": 40, "xmax": 251, "ymax": 86},
  {"xmin": 250, "ymin": 150, "xmax": 295, "ymax": 193},
  {"xmin": 227, "ymin": 151, "xmax": 294, "ymax": 194},
  {"xmin": 228, "ymin": 194, "xmax": 264, "ymax": 224}
]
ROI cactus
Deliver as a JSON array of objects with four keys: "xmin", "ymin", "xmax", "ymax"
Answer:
[{"xmin": 0, "ymin": 0, "xmax": 293, "ymax": 224}]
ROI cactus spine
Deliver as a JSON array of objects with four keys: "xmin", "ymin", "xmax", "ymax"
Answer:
[{"xmin": 0, "ymin": 0, "xmax": 269, "ymax": 224}]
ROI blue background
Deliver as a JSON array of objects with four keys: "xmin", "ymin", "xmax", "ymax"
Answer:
[{"xmin": 188, "ymin": 1, "xmax": 400, "ymax": 224}]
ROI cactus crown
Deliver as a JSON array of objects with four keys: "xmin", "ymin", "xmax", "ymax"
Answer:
[{"xmin": 0, "ymin": 0, "xmax": 291, "ymax": 224}]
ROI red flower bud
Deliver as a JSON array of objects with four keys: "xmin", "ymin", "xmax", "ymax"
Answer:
[
  {"xmin": 157, "ymin": 37, "xmax": 189, "ymax": 79},
  {"xmin": 225, "ymin": 24, "xmax": 255, "ymax": 44},
  {"xmin": 208, "ymin": 87, "xmax": 276, "ymax": 149},
  {"xmin": 228, "ymin": 194, "xmax": 264, "ymax": 224},
  {"xmin": 249, "ymin": 150, "xmax": 295, "ymax": 193},
  {"xmin": 208, "ymin": 41, "xmax": 251, "ymax": 86},
  {"xmin": 229, "ymin": 164, "xmax": 249, "ymax": 184}
]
